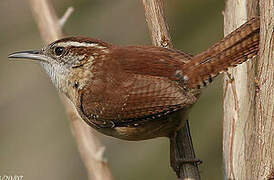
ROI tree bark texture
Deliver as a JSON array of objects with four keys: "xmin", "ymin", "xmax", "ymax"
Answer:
[{"xmin": 223, "ymin": 0, "xmax": 273, "ymax": 179}]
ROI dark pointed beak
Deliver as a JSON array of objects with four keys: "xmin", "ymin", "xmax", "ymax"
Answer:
[{"xmin": 8, "ymin": 50, "xmax": 48, "ymax": 63}]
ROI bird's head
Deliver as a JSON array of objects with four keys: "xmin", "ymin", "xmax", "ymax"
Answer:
[{"xmin": 9, "ymin": 36, "xmax": 111, "ymax": 101}]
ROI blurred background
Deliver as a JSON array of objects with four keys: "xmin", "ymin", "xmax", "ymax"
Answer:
[{"xmin": 0, "ymin": 0, "xmax": 225, "ymax": 179}]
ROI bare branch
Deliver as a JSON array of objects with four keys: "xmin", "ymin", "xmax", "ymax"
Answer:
[
  {"xmin": 142, "ymin": 0, "xmax": 172, "ymax": 48},
  {"xmin": 27, "ymin": 0, "xmax": 114, "ymax": 179},
  {"xmin": 142, "ymin": 0, "xmax": 201, "ymax": 179}
]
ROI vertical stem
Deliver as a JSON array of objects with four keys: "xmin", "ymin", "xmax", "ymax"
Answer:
[
  {"xmin": 142, "ymin": 0, "xmax": 200, "ymax": 179},
  {"xmin": 223, "ymin": 0, "xmax": 257, "ymax": 179},
  {"xmin": 223, "ymin": 0, "xmax": 273, "ymax": 179},
  {"xmin": 256, "ymin": 0, "xmax": 274, "ymax": 179},
  {"xmin": 27, "ymin": 0, "xmax": 114, "ymax": 180}
]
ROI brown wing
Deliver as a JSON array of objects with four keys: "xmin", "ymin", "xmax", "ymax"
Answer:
[
  {"xmin": 112, "ymin": 45, "xmax": 192, "ymax": 79},
  {"xmin": 78, "ymin": 46, "xmax": 199, "ymax": 128}
]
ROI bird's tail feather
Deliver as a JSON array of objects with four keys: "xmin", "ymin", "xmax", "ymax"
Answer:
[{"xmin": 181, "ymin": 17, "xmax": 260, "ymax": 89}]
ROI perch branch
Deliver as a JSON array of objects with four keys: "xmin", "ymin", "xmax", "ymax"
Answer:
[
  {"xmin": 142, "ymin": 0, "xmax": 201, "ymax": 179},
  {"xmin": 27, "ymin": 0, "xmax": 114, "ymax": 180}
]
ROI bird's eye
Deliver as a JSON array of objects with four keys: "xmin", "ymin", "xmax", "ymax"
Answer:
[{"xmin": 54, "ymin": 46, "xmax": 64, "ymax": 56}]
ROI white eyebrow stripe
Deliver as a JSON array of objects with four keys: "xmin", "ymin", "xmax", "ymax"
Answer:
[{"xmin": 57, "ymin": 41, "xmax": 106, "ymax": 49}]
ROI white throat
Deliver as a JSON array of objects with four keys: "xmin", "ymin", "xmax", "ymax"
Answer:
[{"xmin": 40, "ymin": 62, "xmax": 70, "ymax": 95}]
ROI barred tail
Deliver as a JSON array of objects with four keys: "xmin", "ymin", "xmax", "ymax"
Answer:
[{"xmin": 181, "ymin": 17, "xmax": 260, "ymax": 89}]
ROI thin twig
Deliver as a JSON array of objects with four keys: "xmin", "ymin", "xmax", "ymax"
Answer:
[
  {"xmin": 141, "ymin": 0, "xmax": 201, "ymax": 179},
  {"xmin": 59, "ymin": 7, "xmax": 74, "ymax": 28},
  {"xmin": 27, "ymin": 0, "xmax": 114, "ymax": 180}
]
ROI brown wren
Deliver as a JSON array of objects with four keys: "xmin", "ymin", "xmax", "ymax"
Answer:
[{"xmin": 9, "ymin": 17, "xmax": 260, "ymax": 174}]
